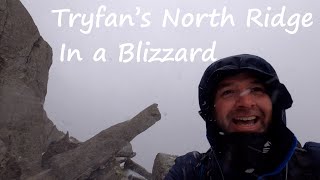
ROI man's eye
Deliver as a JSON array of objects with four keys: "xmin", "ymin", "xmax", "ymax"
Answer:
[
  {"xmin": 221, "ymin": 90, "xmax": 236, "ymax": 97},
  {"xmin": 251, "ymin": 87, "xmax": 266, "ymax": 94}
]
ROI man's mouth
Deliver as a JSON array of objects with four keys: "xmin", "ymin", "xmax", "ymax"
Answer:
[
  {"xmin": 228, "ymin": 114, "xmax": 267, "ymax": 132},
  {"xmin": 232, "ymin": 116, "xmax": 258, "ymax": 125}
]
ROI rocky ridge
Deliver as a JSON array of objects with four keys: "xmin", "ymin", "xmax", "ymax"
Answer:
[{"xmin": 0, "ymin": 0, "xmax": 175, "ymax": 179}]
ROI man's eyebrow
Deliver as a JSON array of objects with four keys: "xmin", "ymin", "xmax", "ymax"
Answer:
[
  {"xmin": 216, "ymin": 82, "xmax": 233, "ymax": 90},
  {"xmin": 250, "ymin": 80, "xmax": 265, "ymax": 85},
  {"xmin": 216, "ymin": 80, "xmax": 264, "ymax": 90}
]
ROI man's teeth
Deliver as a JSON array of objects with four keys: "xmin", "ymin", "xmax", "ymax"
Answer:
[{"xmin": 234, "ymin": 116, "xmax": 256, "ymax": 121}]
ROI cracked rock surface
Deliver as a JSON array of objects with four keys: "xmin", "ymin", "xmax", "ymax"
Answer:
[
  {"xmin": 152, "ymin": 153, "xmax": 177, "ymax": 180},
  {"xmin": 0, "ymin": 0, "xmax": 64, "ymax": 178}
]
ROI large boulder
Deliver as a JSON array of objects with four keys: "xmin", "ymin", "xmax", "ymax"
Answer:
[
  {"xmin": 152, "ymin": 153, "xmax": 177, "ymax": 180},
  {"xmin": 125, "ymin": 159, "xmax": 152, "ymax": 180},
  {"xmin": 30, "ymin": 104, "xmax": 160, "ymax": 180},
  {"xmin": 0, "ymin": 139, "xmax": 22, "ymax": 179},
  {"xmin": 0, "ymin": 0, "xmax": 64, "ymax": 178}
]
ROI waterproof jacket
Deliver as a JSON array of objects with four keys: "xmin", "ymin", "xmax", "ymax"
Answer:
[
  {"xmin": 164, "ymin": 141, "xmax": 320, "ymax": 180},
  {"xmin": 166, "ymin": 110, "xmax": 320, "ymax": 179}
]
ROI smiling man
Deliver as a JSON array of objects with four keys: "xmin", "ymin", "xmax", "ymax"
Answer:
[
  {"xmin": 165, "ymin": 54, "xmax": 320, "ymax": 180},
  {"xmin": 213, "ymin": 72, "xmax": 273, "ymax": 133}
]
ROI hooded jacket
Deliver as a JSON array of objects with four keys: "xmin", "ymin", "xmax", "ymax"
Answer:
[{"xmin": 165, "ymin": 54, "xmax": 320, "ymax": 180}]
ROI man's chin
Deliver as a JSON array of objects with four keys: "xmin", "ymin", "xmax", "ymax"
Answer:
[
  {"xmin": 224, "ymin": 129, "xmax": 267, "ymax": 136},
  {"xmin": 221, "ymin": 131, "xmax": 269, "ymax": 144}
]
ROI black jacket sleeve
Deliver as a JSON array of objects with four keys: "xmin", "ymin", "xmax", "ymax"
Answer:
[
  {"xmin": 164, "ymin": 151, "xmax": 202, "ymax": 180},
  {"xmin": 304, "ymin": 142, "xmax": 320, "ymax": 176}
]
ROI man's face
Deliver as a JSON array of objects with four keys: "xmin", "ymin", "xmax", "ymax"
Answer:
[{"xmin": 213, "ymin": 72, "xmax": 272, "ymax": 133}]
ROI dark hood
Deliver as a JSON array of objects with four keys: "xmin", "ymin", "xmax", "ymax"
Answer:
[
  {"xmin": 198, "ymin": 54, "xmax": 298, "ymax": 178},
  {"xmin": 198, "ymin": 54, "xmax": 293, "ymax": 147}
]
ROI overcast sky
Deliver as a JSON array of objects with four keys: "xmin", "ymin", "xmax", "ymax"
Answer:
[{"xmin": 20, "ymin": 0, "xmax": 320, "ymax": 171}]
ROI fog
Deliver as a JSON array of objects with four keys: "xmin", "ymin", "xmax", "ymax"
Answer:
[{"xmin": 20, "ymin": 0, "xmax": 320, "ymax": 171}]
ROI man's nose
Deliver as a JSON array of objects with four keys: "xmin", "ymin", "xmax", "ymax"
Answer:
[{"xmin": 235, "ymin": 89, "xmax": 256, "ymax": 108}]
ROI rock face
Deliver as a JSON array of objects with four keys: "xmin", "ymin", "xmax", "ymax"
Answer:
[
  {"xmin": 0, "ymin": 139, "xmax": 22, "ymax": 179},
  {"xmin": 125, "ymin": 159, "xmax": 152, "ymax": 180},
  {"xmin": 35, "ymin": 104, "xmax": 161, "ymax": 180},
  {"xmin": 0, "ymin": 0, "xmax": 173, "ymax": 179},
  {"xmin": 152, "ymin": 153, "xmax": 177, "ymax": 180},
  {"xmin": 0, "ymin": 0, "xmax": 64, "ymax": 178},
  {"xmin": 41, "ymin": 132, "xmax": 79, "ymax": 169}
]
